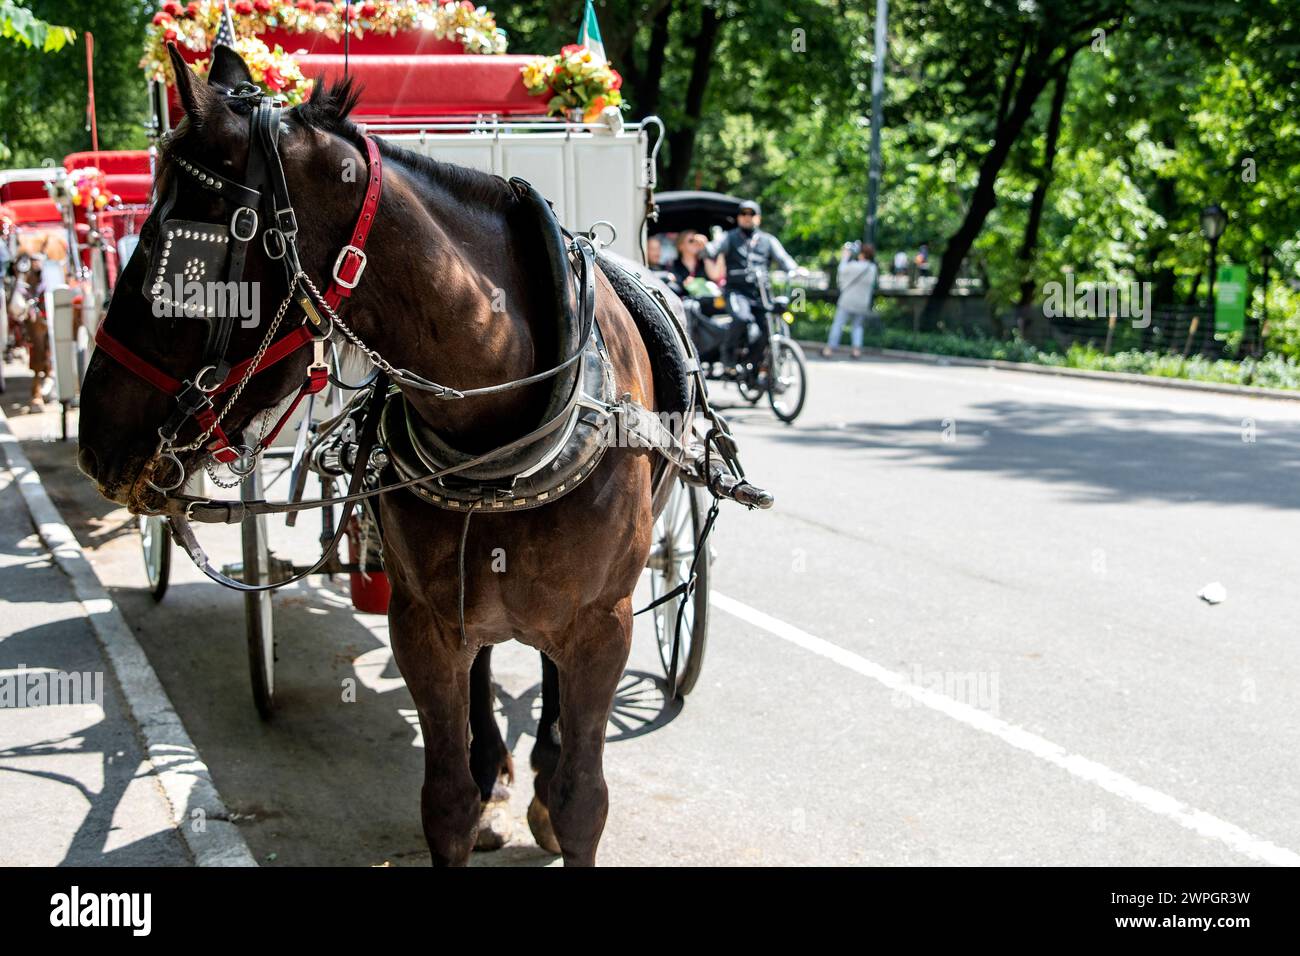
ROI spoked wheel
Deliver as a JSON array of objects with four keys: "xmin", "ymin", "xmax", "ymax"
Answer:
[
  {"xmin": 767, "ymin": 338, "xmax": 808, "ymax": 423},
  {"xmin": 138, "ymin": 514, "xmax": 171, "ymax": 602},
  {"xmin": 241, "ymin": 472, "xmax": 276, "ymax": 720},
  {"xmin": 647, "ymin": 478, "xmax": 710, "ymax": 699},
  {"xmin": 736, "ymin": 374, "xmax": 764, "ymax": 404}
]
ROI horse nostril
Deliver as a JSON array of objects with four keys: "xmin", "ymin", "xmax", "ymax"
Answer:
[{"xmin": 76, "ymin": 446, "xmax": 100, "ymax": 482}]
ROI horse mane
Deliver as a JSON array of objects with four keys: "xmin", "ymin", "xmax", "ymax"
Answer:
[{"xmin": 296, "ymin": 77, "xmax": 519, "ymax": 214}]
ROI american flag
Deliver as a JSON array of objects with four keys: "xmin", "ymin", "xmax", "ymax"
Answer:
[{"xmin": 214, "ymin": 1, "xmax": 237, "ymax": 48}]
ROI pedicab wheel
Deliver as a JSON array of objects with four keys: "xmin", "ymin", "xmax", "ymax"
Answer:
[
  {"xmin": 736, "ymin": 375, "xmax": 764, "ymax": 404},
  {"xmin": 138, "ymin": 514, "xmax": 171, "ymax": 603},
  {"xmin": 767, "ymin": 338, "xmax": 808, "ymax": 424},
  {"xmin": 240, "ymin": 472, "xmax": 276, "ymax": 720},
  {"xmin": 648, "ymin": 478, "xmax": 710, "ymax": 699}
]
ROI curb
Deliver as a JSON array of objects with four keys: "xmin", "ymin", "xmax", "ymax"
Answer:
[
  {"xmin": 0, "ymin": 409, "xmax": 257, "ymax": 867},
  {"xmin": 799, "ymin": 341, "xmax": 1300, "ymax": 402}
]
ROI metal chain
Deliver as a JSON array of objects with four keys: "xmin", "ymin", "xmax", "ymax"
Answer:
[
  {"xmin": 296, "ymin": 272, "xmax": 405, "ymax": 383},
  {"xmin": 169, "ymin": 279, "xmax": 300, "ymax": 455}
]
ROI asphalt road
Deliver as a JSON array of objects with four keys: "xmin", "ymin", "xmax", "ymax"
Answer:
[{"xmin": 12, "ymin": 353, "xmax": 1300, "ymax": 866}]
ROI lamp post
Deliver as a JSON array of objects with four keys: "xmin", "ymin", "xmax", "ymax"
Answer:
[
  {"xmin": 1259, "ymin": 246, "xmax": 1273, "ymax": 356},
  {"xmin": 863, "ymin": 0, "xmax": 889, "ymax": 248},
  {"xmin": 1200, "ymin": 203, "xmax": 1227, "ymax": 353}
]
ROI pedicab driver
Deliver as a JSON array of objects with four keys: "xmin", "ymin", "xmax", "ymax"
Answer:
[{"xmin": 690, "ymin": 200, "xmax": 803, "ymax": 369}]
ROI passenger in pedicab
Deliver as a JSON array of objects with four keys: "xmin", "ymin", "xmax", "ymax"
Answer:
[{"xmin": 670, "ymin": 231, "xmax": 723, "ymax": 288}]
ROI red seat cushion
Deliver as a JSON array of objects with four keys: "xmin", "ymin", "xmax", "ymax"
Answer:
[
  {"xmin": 4, "ymin": 198, "xmax": 61, "ymax": 224},
  {"xmin": 104, "ymin": 173, "xmax": 153, "ymax": 205},
  {"xmin": 64, "ymin": 150, "xmax": 152, "ymax": 176},
  {"xmin": 1, "ymin": 180, "xmax": 51, "ymax": 203},
  {"xmin": 296, "ymin": 54, "xmax": 546, "ymax": 118}
]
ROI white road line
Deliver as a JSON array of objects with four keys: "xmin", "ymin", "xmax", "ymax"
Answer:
[
  {"xmin": 711, "ymin": 591, "xmax": 1300, "ymax": 866},
  {"xmin": 856, "ymin": 362, "xmax": 1300, "ymax": 417}
]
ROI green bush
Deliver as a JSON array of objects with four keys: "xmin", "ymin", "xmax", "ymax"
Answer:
[{"xmin": 793, "ymin": 316, "xmax": 1300, "ymax": 391}]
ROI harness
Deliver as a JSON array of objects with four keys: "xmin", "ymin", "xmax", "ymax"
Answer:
[
  {"xmin": 94, "ymin": 87, "xmax": 380, "ymax": 485},
  {"xmin": 89, "ymin": 84, "xmax": 770, "ymax": 653}
]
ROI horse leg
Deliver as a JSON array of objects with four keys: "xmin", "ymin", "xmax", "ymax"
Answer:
[
  {"xmin": 469, "ymin": 645, "xmax": 514, "ymax": 850},
  {"xmin": 390, "ymin": 608, "xmax": 480, "ymax": 866},
  {"xmin": 527, "ymin": 651, "xmax": 562, "ymax": 854},
  {"xmin": 547, "ymin": 603, "xmax": 633, "ymax": 867}
]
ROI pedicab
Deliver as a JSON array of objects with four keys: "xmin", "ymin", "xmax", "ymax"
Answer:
[{"xmin": 650, "ymin": 190, "xmax": 809, "ymax": 423}]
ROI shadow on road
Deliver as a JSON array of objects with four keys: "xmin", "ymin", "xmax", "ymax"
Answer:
[{"xmin": 760, "ymin": 399, "xmax": 1300, "ymax": 510}]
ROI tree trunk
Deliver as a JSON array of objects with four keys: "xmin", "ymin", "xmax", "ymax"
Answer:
[
  {"xmin": 1015, "ymin": 53, "xmax": 1074, "ymax": 334},
  {"xmin": 663, "ymin": 3, "xmax": 722, "ymax": 190},
  {"xmin": 634, "ymin": 1, "xmax": 673, "ymax": 118},
  {"xmin": 923, "ymin": 49, "xmax": 1055, "ymax": 324}
]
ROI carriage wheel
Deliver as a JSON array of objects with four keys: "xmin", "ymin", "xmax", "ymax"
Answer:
[
  {"xmin": 241, "ymin": 472, "xmax": 276, "ymax": 720},
  {"xmin": 767, "ymin": 339, "xmax": 808, "ymax": 424},
  {"xmin": 138, "ymin": 514, "xmax": 171, "ymax": 603},
  {"xmin": 648, "ymin": 478, "xmax": 710, "ymax": 699}
]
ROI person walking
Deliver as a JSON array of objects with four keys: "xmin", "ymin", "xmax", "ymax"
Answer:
[{"xmin": 823, "ymin": 242, "xmax": 878, "ymax": 359}]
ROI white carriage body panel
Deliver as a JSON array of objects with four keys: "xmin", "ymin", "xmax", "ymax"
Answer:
[{"xmin": 379, "ymin": 129, "xmax": 649, "ymax": 262}]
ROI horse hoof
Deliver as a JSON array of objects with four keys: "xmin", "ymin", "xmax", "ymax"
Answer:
[
  {"xmin": 527, "ymin": 797, "xmax": 562, "ymax": 855},
  {"xmin": 474, "ymin": 785, "xmax": 513, "ymax": 852}
]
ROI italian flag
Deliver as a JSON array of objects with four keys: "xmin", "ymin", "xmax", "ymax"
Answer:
[{"xmin": 578, "ymin": 0, "xmax": 606, "ymax": 65}]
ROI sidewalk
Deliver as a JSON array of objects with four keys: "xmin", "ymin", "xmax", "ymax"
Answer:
[{"xmin": 0, "ymin": 427, "xmax": 191, "ymax": 865}]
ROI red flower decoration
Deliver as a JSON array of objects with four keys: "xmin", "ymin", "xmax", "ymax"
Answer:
[
  {"xmin": 152, "ymin": 12, "xmax": 174, "ymax": 26},
  {"xmin": 560, "ymin": 44, "xmax": 584, "ymax": 57},
  {"xmin": 360, "ymin": 1, "xmax": 377, "ymax": 15},
  {"xmin": 186, "ymin": 1, "xmax": 201, "ymax": 17},
  {"xmin": 608, "ymin": 69, "xmax": 622, "ymax": 91},
  {"xmin": 296, "ymin": 0, "xmax": 314, "ymax": 10},
  {"xmin": 263, "ymin": 65, "xmax": 286, "ymax": 92},
  {"xmin": 234, "ymin": 0, "xmax": 254, "ymax": 14},
  {"xmin": 460, "ymin": 0, "xmax": 475, "ymax": 9},
  {"xmin": 161, "ymin": 1, "xmax": 184, "ymax": 16},
  {"xmin": 255, "ymin": 0, "xmax": 273, "ymax": 10},
  {"xmin": 163, "ymin": 27, "xmax": 179, "ymax": 43},
  {"xmin": 314, "ymin": 2, "xmax": 333, "ymax": 14}
]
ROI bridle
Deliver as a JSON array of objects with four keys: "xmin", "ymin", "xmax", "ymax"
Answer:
[{"xmin": 92, "ymin": 85, "xmax": 383, "ymax": 491}]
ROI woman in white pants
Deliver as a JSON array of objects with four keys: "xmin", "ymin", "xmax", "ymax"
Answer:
[{"xmin": 824, "ymin": 242, "xmax": 879, "ymax": 358}]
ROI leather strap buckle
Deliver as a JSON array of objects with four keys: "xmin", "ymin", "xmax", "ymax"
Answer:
[
  {"xmin": 230, "ymin": 206, "xmax": 259, "ymax": 242},
  {"xmin": 332, "ymin": 245, "xmax": 368, "ymax": 290}
]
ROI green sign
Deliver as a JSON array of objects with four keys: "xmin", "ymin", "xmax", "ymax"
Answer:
[{"xmin": 1215, "ymin": 263, "xmax": 1248, "ymax": 333}]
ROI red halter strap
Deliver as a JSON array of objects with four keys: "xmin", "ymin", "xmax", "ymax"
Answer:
[
  {"xmin": 324, "ymin": 136, "xmax": 383, "ymax": 311},
  {"xmin": 92, "ymin": 135, "xmax": 384, "ymax": 462}
]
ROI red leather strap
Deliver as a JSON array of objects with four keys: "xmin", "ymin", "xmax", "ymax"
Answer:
[
  {"xmin": 216, "ymin": 325, "xmax": 316, "ymax": 393},
  {"xmin": 95, "ymin": 322, "xmax": 316, "ymax": 397},
  {"xmin": 324, "ymin": 136, "xmax": 383, "ymax": 311},
  {"xmin": 94, "ymin": 324, "xmax": 184, "ymax": 395}
]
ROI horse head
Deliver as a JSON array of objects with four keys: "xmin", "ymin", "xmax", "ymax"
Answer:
[{"xmin": 78, "ymin": 44, "xmax": 370, "ymax": 513}]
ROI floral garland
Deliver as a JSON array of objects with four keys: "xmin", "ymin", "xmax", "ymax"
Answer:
[
  {"xmin": 194, "ymin": 36, "xmax": 313, "ymax": 104},
  {"xmin": 521, "ymin": 45, "xmax": 624, "ymax": 122},
  {"xmin": 142, "ymin": 1, "xmax": 508, "ymax": 96},
  {"xmin": 47, "ymin": 168, "xmax": 120, "ymax": 212}
]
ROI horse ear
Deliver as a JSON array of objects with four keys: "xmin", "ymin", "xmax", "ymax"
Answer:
[
  {"xmin": 167, "ymin": 44, "xmax": 200, "ymax": 115},
  {"xmin": 207, "ymin": 44, "xmax": 254, "ymax": 92}
]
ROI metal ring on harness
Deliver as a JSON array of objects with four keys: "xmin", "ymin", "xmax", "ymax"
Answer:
[
  {"xmin": 225, "ymin": 445, "xmax": 259, "ymax": 478},
  {"xmin": 586, "ymin": 220, "xmax": 617, "ymax": 249},
  {"xmin": 146, "ymin": 448, "xmax": 186, "ymax": 493},
  {"xmin": 194, "ymin": 365, "xmax": 222, "ymax": 393}
]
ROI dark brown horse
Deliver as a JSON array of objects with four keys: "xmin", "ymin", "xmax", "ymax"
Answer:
[{"xmin": 77, "ymin": 49, "xmax": 670, "ymax": 865}]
